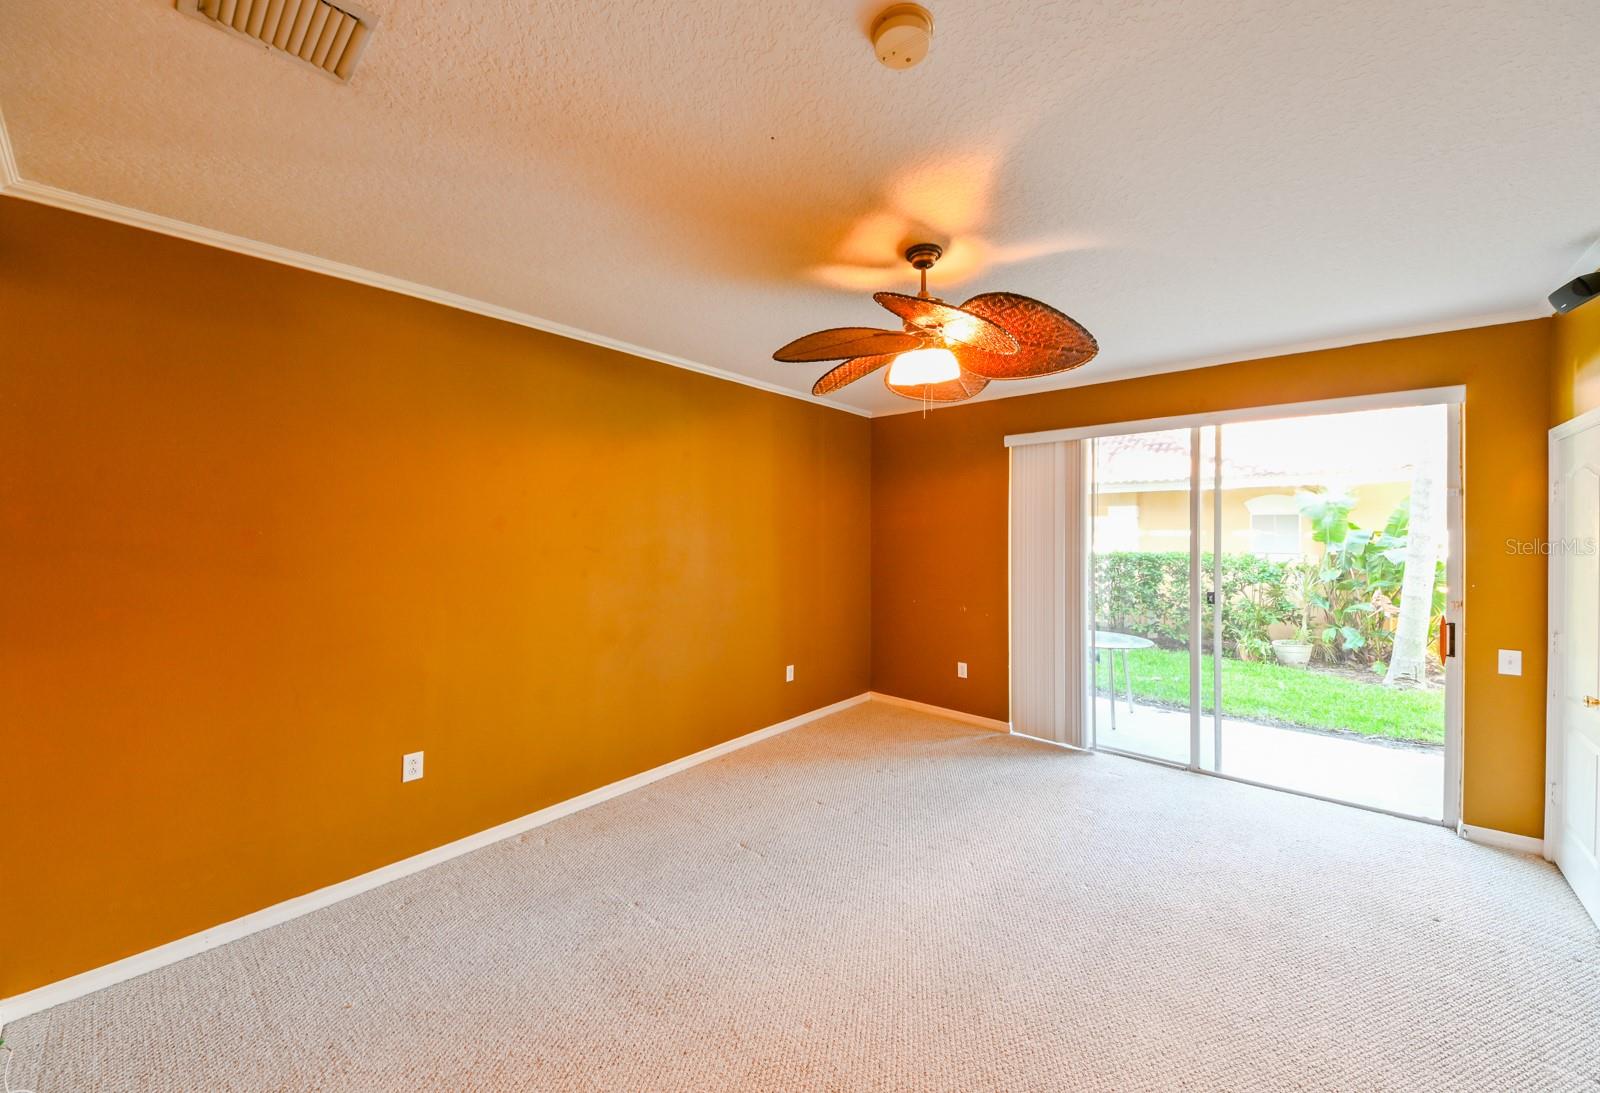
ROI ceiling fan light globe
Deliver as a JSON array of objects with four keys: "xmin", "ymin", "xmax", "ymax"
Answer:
[
  {"xmin": 941, "ymin": 313, "xmax": 980, "ymax": 346},
  {"xmin": 887, "ymin": 347, "xmax": 961, "ymax": 387}
]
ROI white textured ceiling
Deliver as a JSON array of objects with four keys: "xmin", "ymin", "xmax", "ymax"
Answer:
[{"xmin": 2, "ymin": 1, "xmax": 1597, "ymax": 415}]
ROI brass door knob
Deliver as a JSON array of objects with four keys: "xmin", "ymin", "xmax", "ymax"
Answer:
[{"xmin": 1585, "ymin": 696, "xmax": 1600, "ymax": 708}]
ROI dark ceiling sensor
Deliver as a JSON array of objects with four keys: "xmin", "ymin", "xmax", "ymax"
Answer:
[{"xmin": 1550, "ymin": 272, "xmax": 1600, "ymax": 314}]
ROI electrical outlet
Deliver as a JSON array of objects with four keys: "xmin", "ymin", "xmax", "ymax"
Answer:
[
  {"xmin": 957, "ymin": 661, "xmax": 968, "ymax": 679},
  {"xmin": 1497, "ymin": 649, "xmax": 1522, "ymax": 676},
  {"xmin": 402, "ymin": 751, "xmax": 424, "ymax": 782},
  {"xmin": 785, "ymin": 664, "xmax": 795, "ymax": 682}
]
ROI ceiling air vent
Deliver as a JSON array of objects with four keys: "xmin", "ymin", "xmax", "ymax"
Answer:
[{"xmin": 175, "ymin": 0, "xmax": 377, "ymax": 82}]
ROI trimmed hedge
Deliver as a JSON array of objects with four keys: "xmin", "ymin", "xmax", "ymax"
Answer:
[{"xmin": 1093, "ymin": 551, "xmax": 1295, "ymax": 660}]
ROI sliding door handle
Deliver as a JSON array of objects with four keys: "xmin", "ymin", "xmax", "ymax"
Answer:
[{"xmin": 1438, "ymin": 621, "xmax": 1456, "ymax": 661}]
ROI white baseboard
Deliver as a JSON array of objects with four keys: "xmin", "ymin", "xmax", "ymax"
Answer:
[
  {"xmin": 868, "ymin": 691, "xmax": 1011, "ymax": 733},
  {"xmin": 1458, "ymin": 822, "xmax": 1544, "ymax": 857},
  {"xmin": 0, "ymin": 692, "xmax": 870, "ymax": 1027}
]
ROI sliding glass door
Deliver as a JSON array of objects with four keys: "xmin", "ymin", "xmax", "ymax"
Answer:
[
  {"xmin": 1089, "ymin": 428, "xmax": 1194, "ymax": 765},
  {"xmin": 1085, "ymin": 403, "xmax": 1457, "ymax": 822}
]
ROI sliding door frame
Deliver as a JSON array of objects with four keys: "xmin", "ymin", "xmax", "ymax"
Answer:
[
  {"xmin": 1007, "ymin": 386, "xmax": 1466, "ymax": 828},
  {"xmin": 1210, "ymin": 427, "xmax": 1225, "ymax": 771},
  {"xmin": 1188, "ymin": 428, "xmax": 1203, "ymax": 768}
]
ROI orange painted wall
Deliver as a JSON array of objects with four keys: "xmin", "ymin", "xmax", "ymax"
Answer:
[
  {"xmin": 0, "ymin": 198, "xmax": 871, "ymax": 998},
  {"xmin": 872, "ymin": 321, "xmax": 1553, "ymax": 838},
  {"xmin": 1551, "ymin": 303, "xmax": 1600, "ymax": 424}
]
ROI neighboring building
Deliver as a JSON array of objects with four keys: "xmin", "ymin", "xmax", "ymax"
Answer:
[{"xmin": 1090, "ymin": 406, "xmax": 1445, "ymax": 560}]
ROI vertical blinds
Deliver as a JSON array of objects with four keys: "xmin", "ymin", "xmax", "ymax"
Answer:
[{"xmin": 1009, "ymin": 440, "xmax": 1088, "ymax": 747}]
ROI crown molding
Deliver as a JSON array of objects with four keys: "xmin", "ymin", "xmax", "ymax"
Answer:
[
  {"xmin": 0, "ymin": 104, "xmax": 867, "ymax": 419},
  {"xmin": 1, "ymin": 179, "xmax": 871, "ymax": 418},
  {"xmin": 0, "ymin": 104, "xmax": 19, "ymax": 190},
  {"xmin": 0, "ymin": 98, "xmax": 1557, "ymax": 424},
  {"xmin": 868, "ymin": 303, "xmax": 1550, "ymax": 419}
]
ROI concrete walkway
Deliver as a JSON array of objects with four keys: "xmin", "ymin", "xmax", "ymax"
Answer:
[{"xmin": 1093, "ymin": 697, "xmax": 1444, "ymax": 820}]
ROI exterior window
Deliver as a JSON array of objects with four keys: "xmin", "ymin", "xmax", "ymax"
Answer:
[
  {"xmin": 1250, "ymin": 512, "xmax": 1301, "ymax": 560},
  {"xmin": 1099, "ymin": 504, "xmax": 1141, "ymax": 552}
]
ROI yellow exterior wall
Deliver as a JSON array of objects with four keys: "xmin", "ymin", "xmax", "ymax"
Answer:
[
  {"xmin": 1094, "ymin": 482, "xmax": 1412, "ymax": 556},
  {"xmin": 0, "ymin": 198, "xmax": 872, "ymax": 998}
]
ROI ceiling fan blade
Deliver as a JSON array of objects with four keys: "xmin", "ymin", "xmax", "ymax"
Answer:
[
  {"xmin": 872, "ymin": 293, "xmax": 1019, "ymax": 355},
  {"xmin": 952, "ymin": 292, "xmax": 1098, "ymax": 379},
  {"xmin": 811, "ymin": 354, "xmax": 896, "ymax": 396},
  {"xmin": 884, "ymin": 366, "xmax": 990, "ymax": 403},
  {"xmin": 773, "ymin": 327, "xmax": 924, "ymax": 363}
]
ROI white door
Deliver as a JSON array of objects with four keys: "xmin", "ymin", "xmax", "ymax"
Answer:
[{"xmin": 1551, "ymin": 421, "xmax": 1600, "ymax": 926}]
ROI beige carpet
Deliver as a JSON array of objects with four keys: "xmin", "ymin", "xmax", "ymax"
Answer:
[{"xmin": 6, "ymin": 702, "xmax": 1599, "ymax": 1091}]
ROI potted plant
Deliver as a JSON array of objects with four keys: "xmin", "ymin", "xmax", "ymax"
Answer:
[
  {"xmin": 1272, "ymin": 564, "xmax": 1315, "ymax": 668},
  {"xmin": 1271, "ymin": 626, "xmax": 1314, "ymax": 668}
]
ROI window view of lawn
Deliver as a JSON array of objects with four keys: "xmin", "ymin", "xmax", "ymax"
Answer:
[
  {"xmin": 1088, "ymin": 411, "xmax": 1451, "ymax": 821},
  {"xmin": 1105, "ymin": 647, "xmax": 1445, "ymax": 744}
]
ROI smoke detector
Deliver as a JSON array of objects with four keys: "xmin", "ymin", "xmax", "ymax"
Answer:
[{"xmin": 871, "ymin": 4, "xmax": 934, "ymax": 69}]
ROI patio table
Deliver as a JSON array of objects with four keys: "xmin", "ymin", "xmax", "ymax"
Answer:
[{"xmin": 1094, "ymin": 630, "xmax": 1155, "ymax": 731}]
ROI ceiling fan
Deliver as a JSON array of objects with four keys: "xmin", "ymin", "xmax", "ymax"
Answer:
[{"xmin": 774, "ymin": 243, "xmax": 1098, "ymax": 404}]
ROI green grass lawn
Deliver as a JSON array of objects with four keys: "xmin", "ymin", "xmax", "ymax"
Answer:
[{"xmin": 1101, "ymin": 647, "xmax": 1445, "ymax": 744}]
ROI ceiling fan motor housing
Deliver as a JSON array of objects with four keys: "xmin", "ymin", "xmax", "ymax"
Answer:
[{"xmin": 872, "ymin": 4, "xmax": 934, "ymax": 69}]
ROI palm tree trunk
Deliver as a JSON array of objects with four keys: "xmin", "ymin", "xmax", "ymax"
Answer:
[{"xmin": 1385, "ymin": 465, "xmax": 1440, "ymax": 687}]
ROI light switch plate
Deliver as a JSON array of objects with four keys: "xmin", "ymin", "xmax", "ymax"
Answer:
[
  {"xmin": 785, "ymin": 664, "xmax": 794, "ymax": 682},
  {"xmin": 957, "ymin": 661, "xmax": 968, "ymax": 679},
  {"xmin": 1497, "ymin": 649, "xmax": 1522, "ymax": 676}
]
